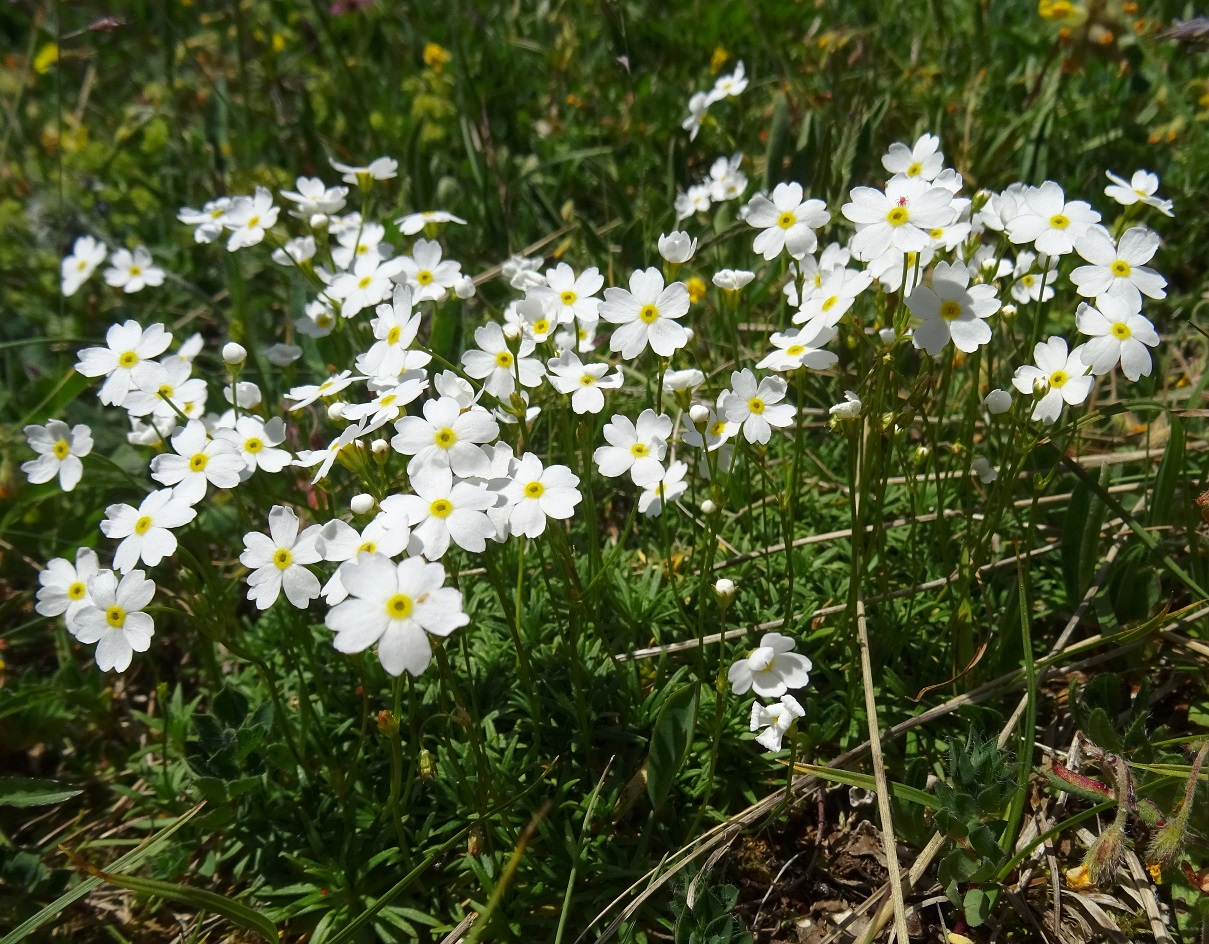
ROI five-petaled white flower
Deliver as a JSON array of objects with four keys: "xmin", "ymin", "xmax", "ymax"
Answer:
[
  {"xmin": 881, "ymin": 133, "xmax": 944, "ymax": 181},
  {"xmin": 1070, "ymin": 225, "xmax": 1166, "ymax": 311},
  {"xmin": 593, "ymin": 410, "xmax": 673, "ymax": 487},
  {"xmin": 757, "ymin": 323, "xmax": 839, "ymax": 373},
  {"xmin": 638, "ymin": 460, "xmax": 688, "ymax": 517},
  {"xmin": 178, "ymin": 198, "xmax": 233, "ymax": 243},
  {"xmin": 215, "ymin": 415, "xmax": 293, "ymax": 477},
  {"xmin": 794, "ymin": 267, "xmax": 872, "ymax": 326},
  {"xmin": 727, "ymin": 632, "xmax": 812, "ymax": 698},
  {"xmin": 73, "ymin": 569, "xmax": 156, "ymax": 672},
  {"xmin": 76, "ymin": 321, "xmax": 173, "ymax": 408},
  {"xmin": 599, "ymin": 268, "xmax": 690, "ymax": 359},
  {"xmin": 329, "ymin": 254, "xmax": 407, "ymax": 318},
  {"xmin": 330, "ymin": 156, "xmax": 398, "ymax": 186},
  {"xmin": 391, "ymin": 396, "xmax": 499, "ymax": 478},
  {"xmin": 22, "ymin": 420, "xmax": 93, "ymax": 492},
  {"xmin": 225, "ymin": 187, "xmax": 279, "ymax": 251},
  {"xmin": 723, "ymin": 370, "xmax": 795, "ymax": 444},
  {"xmin": 386, "ymin": 464, "xmax": 496, "ymax": 559},
  {"xmin": 531, "ymin": 263, "xmax": 603, "ymax": 325},
  {"xmin": 396, "ymin": 209, "xmax": 467, "ymax": 235},
  {"xmin": 460, "ymin": 322, "xmax": 544, "ymax": 400},
  {"xmin": 843, "ymin": 176, "xmax": 956, "ymax": 261},
  {"xmin": 326, "ymin": 553, "xmax": 468, "ymax": 676},
  {"xmin": 744, "ymin": 182, "xmax": 830, "ymax": 261},
  {"xmin": 61, "ymin": 235, "xmax": 107, "ymax": 296},
  {"xmin": 1004, "ymin": 181, "xmax": 1100, "ymax": 257},
  {"xmin": 1075, "ymin": 298, "xmax": 1160, "ymax": 382},
  {"xmin": 1104, "ymin": 170, "xmax": 1173, "ymax": 217},
  {"xmin": 705, "ymin": 60, "xmax": 747, "ymax": 104},
  {"xmin": 906, "ymin": 260, "xmax": 1001, "ymax": 355},
  {"xmin": 316, "ymin": 517, "xmax": 413, "ymax": 604},
  {"xmin": 101, "ymin": 488, "xmax": 198, "ymax": 574},
  {"xmin": 1012, "ymin": 337, "xmax": 1094, "ymax": 425},
  {"xmin": 104, "ymin": 246, "xmax": 165, "ymax": 294},
  {"xmin": 750, "ymin": 695, "xmax": 806, "ymax": 752},
  {"xmin": 399, "ymin": 238, "xmax": 463, "ymax": 302},
  {"xmin": 503, "ymin": 453, "xmax": 582, "ymax": 537},
  {"xmin": 36, "ymin": 547, "xmax": 101, "ymax": 635},
  {"xmin": 240, "ymin": 505, "xmax": 323, "ymax": 610},
  {"xmin": 149, "ymin": 420, "xmax": 246, "ymax": 503},
  {"xmin": 546, "ymin": 350, "xmax": 622, "ymax": 414}
]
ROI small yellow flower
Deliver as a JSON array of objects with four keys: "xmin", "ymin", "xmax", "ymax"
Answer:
[
  {"xmin": 1065, "ymin": 864, "xmax": 1093, "ymax": 889},
  {"xmin": 709, "ymin": 46, "xmax": 729, "ymax": 74},
  {"xmin": 33, "ymin": 42, "xmax": 59, "ymax": 74},
  {"xmin": 686, "ymin": 276, "xmax": 707, "ymax": 304},
  {"xmin": 1147, "ymin": 862, "xmax": 1163, "ymax": 883},
  {"xmin": 272, "ymin": 32, "xmax": 286, "ymax": 53},
  {"xmin": 423, "ymin": 42, "xmax": 452, "ymax": 73}
]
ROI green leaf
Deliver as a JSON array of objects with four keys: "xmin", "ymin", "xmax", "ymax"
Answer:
[
  {"xmin": 90, "ymin": 870, "xmax": 276, "ymax": 942},
  {"xmin": 0, "ymin": 777, "xmax": 82, "ymax": 808},
  {"xmin": 1150, "ymin": 414, "xmax": 1186, "ymax": 527},
  {"xmin": 645, "ymin": 682, "xmax": 700, "ymax": 811},
  {"xmin": 964, "ymin": 887, "xmax": 991, "ymax": 927},
  {"xmin": 763, "ymin": 93, "xmax": 789, "ymax": 189}
]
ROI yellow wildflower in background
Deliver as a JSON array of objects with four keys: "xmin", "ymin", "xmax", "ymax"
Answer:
[
  {"xmin": 1038, "ymin": 0, "xmax": 1088, "ymax": 25},
  {"xmin": 423, "ymin": 42, "xmax": 452, "ymax": 73},
  {"xmin": 686, "ymin": 276, "xmax": 707, "ymax": 304},
  {"xmin": 33, "ymin": 43, "xmax": 58, "ymax": 75},
  {"xmin": 709, "ymin": 46, "xmax": 729, "ymax": 74}
]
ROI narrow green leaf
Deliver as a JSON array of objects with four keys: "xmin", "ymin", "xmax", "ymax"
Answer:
[
  {"xmin": 763, "ymin": 93, "xmax": 789, "ymax": 189},
  {"xmin": 0, "ymin": 776, "xmax": 82, "ymax": 808},
  {"xmin": 645, "ymin": 683, "xmax": 699, "ymax": 810},
  {"xmin": 791, "ymin": 763, "xmax": 941, "ymax": 811},
  {"xmin": 93, "ymin": 871, "xmax": 276, "ymax": 942},
  {"xmin": 1150, "ymin": 414, "xmax": 1186, "ymax": 527}
]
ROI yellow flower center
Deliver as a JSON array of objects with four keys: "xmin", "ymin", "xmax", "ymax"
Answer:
[
  {"xmin": 128, "ymin": 265, "xmax": 143, "ymax": 277},
  {"xmin": 417, "ymin": 270, "xmax": 434, "ymax": 285},
  {"xmin": 434, "ymin": 427, "xmax": 457, "ymax": 448},
  {"xmin": 939, "ymin": 300, "xmax": 963, "ymax": 321},
  {"xmin": 1110, "ymin": 259, "xmax": 1131, "ymax": 277},
  {"xmin": 821, "ymin": 296, "xmax": 838, "ymax": 311},
  {"xmin": 630, "ymin": 443, "xmax": 649, "ymax": 457},
  {"xmin": 246, "ymin": 215, "xmax": 261, "ymax": 229},
  {"xmin": 118, "ymin": 351, "xmax": 139, "ymax": 368},
  {"xmin": 1049, "ymin": 370, "xmax": 1069, "ymax": 389},
  {"xmin": 777, "ymin": 211, "xmax": 797, "ymax": 229},
  {"xmin": 134, "ymin": 516, "xmax": 153, "ymax": 535},
  {"xmin": 886, "ymin": 206, "xmax": 909, "ymax": 226},
  {"xmin": 105, "ymin": 605, "xmax": 126, "ymax": 628},
  {"xmin": 638, "ymin": 304, "xmax": 660, "ymax": 324},
  {"xmin": 52, "ymin": 440, "xmax": 70, "ymax": 459},
  {"xmin": 189, "ymin": 453, "xmax": 209, "ymax": 472},
  {"xmin": 786, "ymin": 344, "xmax": 805, "ymax": 357},
  {"xmin": 67, "ymin": 581, "xmax": 87, "ymax": 600},
  {"xmin": 1111, "ymin": 322, "xmax": 1131, "ymax": 339},
  {"xmin": 157, "ymin": 384, "xmax": 174, "ymax": 399},
  {"xmin": 906, "ymin": 162, "xmax": 922, "ymax": 178},
  {"xmin": 579, "ymin": 374, "xmax": 596, "ymax": 387},
  {"xmin": 317, "ymin": 314, "xmax": 333, "ymax": 328},
  {"xmin": 273, "ymin": 548, "xmax": 293, "ymax": 569},
  {"xmin": 524, "ymin": 480, "xmax": 545, "ymax": 498},
  {"xmin": 929, "ymin": 227, "xmax": 945, "ymax": 239},
  {"xmin": 356, "ymin": 243, "xmax": 369, "ymax": 255},
  {"xmin": 430, "ymin": 498, "xmax": 453, "ymax": 518},
  {"xmin": 358, "ymin": 276, "xmax": 373, "ymax": 290},
  {"xmin": 379, "ymin": 394, "xmax": 397, "ymax": 408},
  {"xmin": 386, "ymin": 326, "xmax": 402, "ymax": 344},
  {"xmin": 495, "ymin": 351, "xmax": 514, "ymax": 368},
  {"xmin": 76, "ymin": 260, "xmax": 88, "ymax": 271},
  {"xmin": 533, "ymin": 318, "xmax": 549, "ymax": 335},
  {"xmin": 1021, "ymin": 274, "xmax": 1035, "ymax": 287},
  {"xmin": 813, "ymin": 273, "xmax": 823, "ymax": 287},
  {"xmin": 748, "ymin": 397, "xmax": 766, "ymax": 414},
  {"xmin": 1049, "ymin": 213, "xmax": 1070, "ymax": 230},
  {"xmin": 710, "ymin": 420, "xmax": 726, "ymax": 436},
  {"xmin": 560, "ymin": 290, "xmax": 578, "ymax": 305},
  {"xmin": 245, "ymin": 437, "xmax": 263, "ymax": 453},
  {"xmin": 357, "ymin": 541, "xmax": 377, "ymax": 554},
  {"xmin": 385, "ymin": 593, "xmax": 414, "ymax": 619}
]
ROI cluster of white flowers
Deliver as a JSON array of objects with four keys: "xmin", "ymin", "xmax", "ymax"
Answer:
[
  {"xmin": 60, "ymin": 236, "xmax": 166, "ymax": 297},
  {"xmin": 681, "ymin": 61, "xmax": 748, "ymax": 140},
  {"xmin": 674, "ymin": 153, "xmax": 749, "ymax": 221},
  {"xmin": 727, "ymin": 631, "xmax": 813, "ymax": 752},
  {"xmin": 34, "ymin": 128, "xmax": 1172, "ymax": 699}
]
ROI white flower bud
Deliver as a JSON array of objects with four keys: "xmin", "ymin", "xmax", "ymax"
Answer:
[
  {"xmin": 327, "ymin": 401, "xmax": 346, "ymax": 420},
  {"xmin": 371, "ymin": 438, "xmax": 390, "ymax": 455},
  {"xmin": 711, "ymin": 269, "xmax": 755, "ymax": 292},
  {"xmin": 984, "ymin": 388, "xmax": 1012, "ymax": 415},
  {"xmin": 502, "ymin": 322, "xmax": 523, "ymax": 341},
  {"xmin": 350, "ymin": 493, "xmax": 375, "ymax": 515},
  {"xmin": 878, "ymin": 327, "xmax": 896, "ymax": 345},
  {"xmin": 222, "ymin": 342, "xmax": 247, "ymax": 366},
  {"xmin": 454, "ymin": 275, "xmax": 476, "ymax": 299},
  {"xmin": 701, "ymin": 498, "xmax": 717, "ymax": 515},
  {"xmin": 713, "ymin": 577, "xmax": 737, "ymax": 610},
  {"xmin": 658, "ymin": 231, "xmax": 697, "ymax": 264},
  {"xmin": 689, "ymin": 404, "xmax": 711, "ymax": 428}
]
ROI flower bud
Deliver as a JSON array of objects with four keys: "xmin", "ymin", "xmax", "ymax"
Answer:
[
  {"xmin": 658, "ymin": 231, "xmax": 697, "ymax": 264},
  {"xmin": 984, "ymin": 388, "xmax": 1012, "ymax": 415},
  {"xmin": 454, "ymin": 275, "xmax": 476, "ymax": 299},
  {"xmin": 418, "ymin": 747, "xmax": 437, "ymax": 779},
  {"xmin": 689, "ymin": 404, "xmax": 711, "ymax": 429},
  {"xmin": 878, "ymin": 327, "xmax": 896, "ymax": 345},
  {"xmin": 502, "ymin": 322, "xmax": 523, "ymax": 343},
  {"xmin": 700, "ymin": 498, "xmax": 717, "ymax": 515},
  {"xmin": 350, "ymin": 493, "xmax": 375, "ymax": 515},
  {"xmin": 327, "ymin": 401, "xmax": 347, "ymax": 421},
  {"xmin": 371, "ymin": 438, "xmax": 390, "ymax": 455},
  {"xmin": 377, "ymin": 709, "xmax": 399, "ymax": 736},
  {"xmin": 713, "ymin": 577, "xmax": 737, "ymax": 611},
  {"xmin": 222, "ymin": 342, "xmax": 247, "ymax": 367}
]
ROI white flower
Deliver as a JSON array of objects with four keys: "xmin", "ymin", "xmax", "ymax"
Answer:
[
  {"xmin": 1104, "ymin": 170, "xmax": 1173, "ymax": 217},
  {"xmin": 121, "ymin": 358, "xmax": 204, "ymax": 419},
  {"xmin": 240, "ymin": 505, "xmax": 323, "ymax": 610},
  {"xmin": 22, "ymin": 420, "xmax": 92, "ymax": 491},
  {"xmin": 843, "ymin": 177, "xmax": 956, "ymax": 261},
  {"xmin": 461, "ymin": 322, "xmax": 544, "ymax": 399},
  {"xmin": 829, "ymin": 390, "xmax": 862, "ymax": 420},
  {"xmin": 705, "ymin": 60, "xmax": 747, "ymax": 104},
  {"xmin": 744, "ymin": 182, "xmax": 830, "ymax": 261},
  {"xmin": 386, "ymin": 465, "xmax": 496, "ymax": 559},
  {"xmin": 281, "ymin": 176, "xmax": 347, "ymax": 219},
  {"xmin": 881, "ymin": 133, "xmax": 944, "ymax": 181},
  {"xmin": 794, "ymin": 267, "xmax": 872, "ymax": 326},
  {"xmin": 906, "ymin": 260, "xmax": 1000, "ymax": 355},
  {"xmin": 35, "ymin": 547, "xmax": 101, "ymax": 635},
  {"xmin": 215, "ymin": 415, "xmax": 292, "ymax": 476},
  {"xmin": 297, "ymin": 299, "xmax": 337, "ymax": 339},
  {"xmin": 757, "ymin": 323, "xmax": 839, "ymax": 373},
  {"xmin": 331, "ymin": 221, "xmax": 389, "ymax": 269},
  {"xmin": 1004, "ymin": 181, "xmax": 1100, "ymax": 257},
  {"xmin": 1012, "ymin": 337, "xmax": 1094, "ymax": 425},
  {"xmin": 316, "ymin": 518, "xmax": 413, "ymax": 604},
  {"xmin": 984, "ymin": 389, "xmax": 1012, "ymax": 415},
  {"xmin": 149, "ymin": 420, "xmax": 246, "ymax": 502},
  {"xmin": 223, "ymin": 381, "xmax": 262, "ymax": 411},
  {"xmin": 294, "ymin": 424, "xmax": 366, "ymax": 484},
  {"xmin": 503, "ymin": 453, "xmax": 582, "ymax": 537},
  {"xmin": 399, "ymin": 238, "xmax": 462, "ymax": 302},
  {"xmin": 224, "ymin": 187, "xmax": 279, "ymax": 251},
  {"xmin": 750, "ymin": 695, "xmax": 806, "ymax": 752},
  {"xmin": 529, "ymin": 263, "xmax": 603, "ymax": 326},
  {"xmin": 658, "ymin": 232, "xmax": 697, "ymax": 264},
  {"xmin": 1070, "ymin": 225, "xmax": 1166, "ymax": 311},
  {"xmin": 708, "ymin": 153, "xmax": 747, "ymax": 202},
  {"xmin": 286, "ymin": 370, "xmax": 358, "ymax": 411},
  {"xmin": 681, "ymin": 403, "xmax": 738, "ymax": 451},
  {"xmin": 868, "ymin": 245, "xmax": 933, "ymax": 293},
  {"xmin": 638, "ymin": 460, "xmax": 688, "ymax": 517},
  {"xmin": 396, "ymin": 209, "xmax": 467, "ymax": 235},
  {"xmin": 100, "ymin": 488, "xmax": 198, "ymax": 573},
  {"xmin": 1009, "ymin": 251, "xmax": 1058, "ymax": 304},
  {"xmin": 329, "ymin": 254, "xmax": 407, "ymax": 318},
  {"xmin": 266, "ymin": 343, "xmax": 303, "ymax": 366},
  {"xmin": 356, "ymin": 287, "xmax": 432, "ymax": 379},
  {"xmin": 177, "ymin": 198, "xmax": 232, "ymax": 244},
  {"xmin": 599, "ymin": 268, "xmax": 690, "ymax": 359},
  {"xmin": 723, "ymin": 370, "xmax": 794, "ymax": 444},
  {"xmin": 594, "ymin": 411, "xmax": 673, "ymax": 487},
  {"xmin": 61, "ymin": 236, "xmax": 107, "ymax": 296},
  {"xmin": 546, "ymin": 350, "xmax": 622, "ymax": 414},
  {"xmin": 712, "ymin": 269, "xmax": 755, "ymax": 292},
  {"xmin": 76, "ymin": 321, "xmax": 175, "ymax": 407},
  {"xmin": 343, "ymin": 374, "xmax": 430, "ymax": 434},
  {"xmin": 727, "ymin": 632, "xmax": 812, "ymax": 697},
  {"xmin": 971, "ymin": 457, "xmax": 998, "ymax": 484},
  {"xmin": 326, "ymin": 553, "xmax": 468, "ymax": 676},
  {"xmin": 329, "ymin": 155, "xmax": 398, "ymax": 185},
  {"xmin": 73, "ymin": 569, "xmax": 156, "ymax": 672},
  {"xmin": 663, "ymin": 368, "xmax": 705, "ymax": 393},
  {"xmin": 103, "ymin": 247, "xmax": 165, "ymax": 294},
  {"xmin": 392, "ymin": 397, "xmax": 499, "ymax": 478},
  {"xmin": 675, "ymin": 183, "xmax": 713, "ymax": 221},
  {"xmin": 682, "ymin": 90, "xmax": 711, "ymax": 140},
  {"xmin": 434, "ymin": 370, "xmax": 479, "ymax": 409},
  {"xmin": 1075, "ymin": 298, "xmax": 1160, "ymax": 381}
]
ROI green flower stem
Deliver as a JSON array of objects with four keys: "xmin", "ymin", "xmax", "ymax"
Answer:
[
  {"xmin": 386, "ymin": 675, "xmax": 410, "ymax": 855},
  {"xmin": 482, "ymin": 544, "xmax": 543, "ymax": 738}
]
